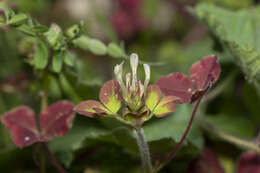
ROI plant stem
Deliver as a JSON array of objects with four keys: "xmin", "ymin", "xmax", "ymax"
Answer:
[
  {"xmin": 41, "ymin": 89, "xmax": 48, "ymax": 111},
  {"xmin": 199, "ymin": 116, "xmax": 260, "ymax": 154},
  {"xmin": 40, "ymin": 145, "xmax": 46, "ymax": 173},
  {"xmin": 154, "ymin": 96, "xmax": 203, "ymax": 172},
  {"xmin": 43, "ymin": 143, "xmax": 68, "ymax": 173},
  {"xmin": 134, "ymin": 128, "xmax": 153, "ymax": 173}
]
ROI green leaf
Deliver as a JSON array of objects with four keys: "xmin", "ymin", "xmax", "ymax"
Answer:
[
  {"xmin": 49, "ymin": 104, "xmax": 203, "ymax": 167},
  {"xmin": 205, "ymin": 114, "xmax": 255, "ymax": 138},
  {"xmin": 44, "ymin": 23, "xmax": 65, "ymax": 50},
  {"xmin": 52, "ymin": 51, "xmax": 64, "ymax": 73},
  {"xmin": 72, "ymin": 35, "xmax": 90, "ymax": 51},
  {"xmin": 193, "ymin": 3, "xmax": 260, "ymax": 96},
  {"xmin": 59, "ymin": 74, "xmax": 81, "ymax": 103},
  {"xmin": 17, "ymin": 24, "xmax": 36, "ymax": 36},
  {"xmin": 7, "ymin": 13, "xmax": 28, "ymax": 26},
  {"xmin": 87, "ymin": 39, "xmax": 107, "ymax": 55},
  {"xmin": 72, "ymin": 35, "xmax": 107, "ymax": 55},
  {"xmin": 107, "ymin": 43, "xmax": 125, "ymax": 58},
  {"xmin": 44, "ymin": 74, "xmax": 62, "ymax": 99},
  {"xmin": 64, "ymin": 51, "xmax": 75, "ymax": 67},
  {"xmin": 66, "ymin": 24, "xmax": 80, "ymax": 39},
  {"xmin": 144, "ymin": 104, "xmax": 204, "ymax": 150},
  {"xmin": 34, "ymin": 40, "xmax": 49, "ymax": 69}
]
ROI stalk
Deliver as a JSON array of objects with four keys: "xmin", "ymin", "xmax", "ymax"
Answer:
[
  {"xmin": 134, "ymin": 128, "xmax": 153, "ymax": 173},
  {"xmin": 43, "ymin": 143, "xmax": 68, "ymax": 173},
  {"xmin": 154, "ymin": 96, "xmax": 203, "ymax": 172}
]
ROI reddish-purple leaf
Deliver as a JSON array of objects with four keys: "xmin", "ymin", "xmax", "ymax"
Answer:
[
  {"xmin": 0, "ymin": 106, "xmax": 39, "ymax": 148},
  {"xmin": 237, "ymin": 152, "xmax": 260, "ymax": 173},
  {"xmin": 99, "ymin": 80, "xmax": 122, "ymax": 114},
  {"xmin": 74, "ymin": 100, "xmax": 109, "ymax": 118},
  {"xmin": 155, "ymin": 72, "xmax": 195, "ymax": 104},
  {"xmin": 190, "ymin": 55, "xmax": 220, "ymax": 91},
  {"xmin": 188, "ymin": 149, "xmax": 224, "ymax": 173},
  {"xmin": 40, "ymin": 101, "xmax": 75, "ymax": 141}
]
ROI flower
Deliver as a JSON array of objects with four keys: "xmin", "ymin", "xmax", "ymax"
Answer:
[{"xmin": 74, "ymin": 53, "xmax": 178, "ymax": 127}]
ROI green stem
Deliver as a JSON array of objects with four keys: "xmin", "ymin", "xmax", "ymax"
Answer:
[
  {"xmin": 199, "ymin": 116, "xmax": 260, "ymax": 154},
  {"xmin": 39, "ymin": 89, "xmax": 48, "ymax": 173},
  {"xmin": 134, "ymin": 128, "xmax": 153, "ymax": 173}
]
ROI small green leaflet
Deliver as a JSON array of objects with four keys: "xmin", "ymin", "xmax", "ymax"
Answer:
[
  {"xmin": 107, "ymin": 43, "xmax": 125, "ymax": 58},
  {"xmin": 34, "ymin": 40, "xmax": 49, "ymax": 69},
  {"xmin": 52, "ymin": 51, "xmax": 64, "ymax": 73}
]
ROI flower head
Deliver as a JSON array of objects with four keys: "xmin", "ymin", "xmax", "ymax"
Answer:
[{"xmin": 74, "ymin": 53, "xmax": 177, "ymax": 127}]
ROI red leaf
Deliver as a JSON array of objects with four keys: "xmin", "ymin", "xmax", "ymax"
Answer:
[
  {"xmin": 237, "ymin": 152, "xmax": 260, "ymax": 173},
  {"xmin": 155, "ymin": 72, "xmax": 195, "ymax": 104},
  {"xmin": 40, "ymin": 101, "xmax": 75, "ymax": 141},
  {"xmin": 188, "ymin": 149, "xmax": 224, "ymax": 173},
  {"xmin": 0, "ymin": 106, "xmax": 39, "ymax": 148},
  {"xmin": 74, "ymin": 100, "xmax": 109, "ymax": 118},
  {"xmin": 190, "ymin": 55, "xmax": 220, "ymax": 91}
]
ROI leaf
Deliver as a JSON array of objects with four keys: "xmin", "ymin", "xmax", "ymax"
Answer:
[
  {"xmin": 190, "ymin": 55, "xmax": 221, "ymax": 91},
  {"xmin": 99, "ymin": 80, "xmax": 122, "ymax": 114},
  {"xmin": 34, "ymin": 40, "xmax": 49, "ymax": 69},
  {"xmin": 7, "ymin": 13, "xmax": 28, "ymax": 26},
  {"xmin": 237, "ymin": 151, "xmax": 260, "ymax": 173},
  {"xmin": 205, "ymin": 114, "xmax": 255, "ymax": 138},
  {"xmin": 64, "ymin": 50, "xmax": 75, "ymax": 67},
  {"xmin": 17, "ymin": 24, "xmax": 37, "ymax": 36},
  {"xmin": 107, "ymin": 43, "xmax": 125, "ymax": 58},
  {"xmin": 144, "ymin": 104, "xmax": 204, "ymax": 151},
  {"xmin": 66, "ymin": 24, "xmax": 80, "ymax": 39},
  {"xmin": 49, "ymin": 105, "xmax": 203, "ymax": 167},
  {"xmin": 155, "ymin": 73, "xmax": 195, "ymax": 104},
  {"xmin": 74, "ymin": 100, "xmax": 109, "ymax": 118},
  {"xmin": 44, "ymin": 23, "xmax": 65, "ymax": 50},
  {"xmin": 40, "ymin": 101, "xmax": 75, "ymax": 141},
  {"xmin": 59, "ymin": 74, "xmax": 82, "ymax": 103},
  {"xmin": 192, "ymin": 3, "xmax": 260, "ymax": 96},
  {"xmin": 52, "ymin": 51, "xmax": 64, "ymax": 73},
  {"xmin": 0, "ymin": 106, "xmax": 39, "ymax": 148},
  {"xmin": 72, "ymin": 35, "xmax": 90, "ymax": 51},
  {"xmin": 87, "ymin": 39, "xmax": 107, "ymax": 56},
  {"xmin": 187, "ymin": 149, "xmax": 225, "ymax": 173}
]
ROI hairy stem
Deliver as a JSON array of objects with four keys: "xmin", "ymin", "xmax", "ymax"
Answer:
[
  {"xmin": 154, "ymin": 96, "xmax": 203, "ymax": 172},
  {"xmin": 134, "ymin": 128, "xmax": 153, "ymax": 173},
  {"xmin": 43, "ymin": 143, "xmax": 68, "ymax": 173}
]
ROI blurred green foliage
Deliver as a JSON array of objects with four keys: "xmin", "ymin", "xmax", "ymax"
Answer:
[{"xmin": 0, "ymin": 0, "xmax": 259, "ymax": 173}]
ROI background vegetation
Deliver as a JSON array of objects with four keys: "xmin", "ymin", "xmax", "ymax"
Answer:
[{"xmin": 0, "ymin": 0, "xmax": 259, "ymax": 172}]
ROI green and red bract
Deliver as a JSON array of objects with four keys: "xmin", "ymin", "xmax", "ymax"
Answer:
[
  {"xmin": 145, "ymin": 85, "xmax": 178, "ymax": 117},
  {"xmin": 0, "ymin": 101, "xmax": 75, "ymax": 148},
  {"xmin": 74, "ymin": 53, "xmax": 178, "ymax": 127},
  {"xmin": 74, "ymin": 80, "xmax": 123, "ymax": 118},
  {"xmin": 156, "ymin": 55, "xmax": 221, "ymax": 103}
]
